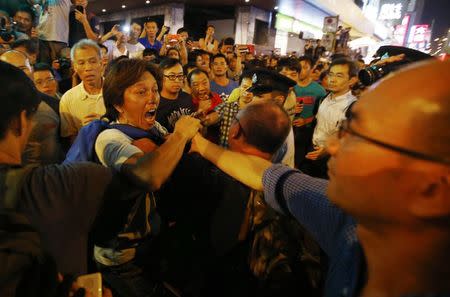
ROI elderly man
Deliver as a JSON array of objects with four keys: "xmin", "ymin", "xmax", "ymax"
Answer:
[
  {"xmin": 59, "ymin": 39, "xmax": 105, "ymax": 141},
  {"xmin": 191, "ymin": 59, "xmax": 450, "ymax": 297}
]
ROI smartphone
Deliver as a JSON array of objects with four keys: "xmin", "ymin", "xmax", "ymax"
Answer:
[
  {"xmin": 75, "ymin": 5, "xmax": 84, "ymax": 13},
  {"xmin": 77, "ymin": 273, "xmax": 102, "ymax": 297}
]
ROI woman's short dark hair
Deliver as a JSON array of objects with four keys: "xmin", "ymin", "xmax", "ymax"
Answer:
[
  {"xmin": 239, "ymin": 70, "xmax": 255, "ymax": 85},
  {"xmin": 102, "ymin": 59, "xmax": 161, "ymax": 122},
  {"xmin": 0, "ymin": 61, "xmax": 40, "ymax": 139}
]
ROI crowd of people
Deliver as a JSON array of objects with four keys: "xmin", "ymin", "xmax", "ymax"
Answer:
[{"xmin": 0, "ymin": 1, "xmax": 450, "ymax": 297}]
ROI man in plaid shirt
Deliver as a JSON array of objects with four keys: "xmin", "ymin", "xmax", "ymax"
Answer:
[{"xmin": 213, "ymin": 71, "xmax": 254, "ymax": 147}]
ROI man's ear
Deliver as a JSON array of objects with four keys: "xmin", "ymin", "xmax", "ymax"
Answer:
[
  {"xmin": 229, "ymin": 122, "xmax": 240, "ymax": 140},
  {"xmin": 9, "ymin": 110, "xmax": 29, "ymax": 137},
  {"xmin": 409, "ymin": 172, "xmax": 450, "ymax": 219},
  {"xmin": 349, "ymin": 76, "xmax": 359, "ymax": 87}
]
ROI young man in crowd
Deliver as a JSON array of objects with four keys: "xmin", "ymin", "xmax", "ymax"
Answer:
[
  {"xmin": 204, "ymin": 70, "xmax": 254, "ymax": 148},
  {"xmin": 60, "ymin": 39, "xmax": 105, "ymax": 142},
  {"xmin": 13, "ymin": 4, "xmax": 38, "ymax": 39},
  {"xmin": 301, "ymin": 58, "xmax": 357, "ymax": 178},
  {"xmin": 33, "ymin": 62, "xmax": 61, "ymax": 99},
  {"xmin": 138, "ymin": 20, "xmax": 163, "ymax": 52},
  {"xmin": 157, "ymin": 58, "xmax": 195, "ymax": 132},
  {"xmin": 293, "ymin": 56, "xmax": 327, "ymax": 168},
  {"xmin": 127, "ymin": 22, "xmax": 146, "ymax": 58},
  {"xmin": 210, "ymin": 53, "xmax": 239, "ymax": 101},
  {"xmin": 189, "ymin": 57, "xmax": 450, "ymax": 297}
]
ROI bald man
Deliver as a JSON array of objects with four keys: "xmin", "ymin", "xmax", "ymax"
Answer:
[
  {"xmin": 0, "ymin": 49, "xmax": 32, "ymax": 78},
  {"xmin": 190, "ymin": 59, "xmax": 450, "ymax": 297},
  {"xmin": 1, "ymin": 50, "xmax": 62, "ymax": 165}
]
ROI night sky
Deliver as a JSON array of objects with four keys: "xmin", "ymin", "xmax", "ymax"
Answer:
[{"xmin": 421, "ymin": 0, "xmax": 450, "ymax": 39}]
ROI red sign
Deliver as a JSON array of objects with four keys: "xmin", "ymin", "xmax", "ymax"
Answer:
[{"xmin": 410, "ymin": 24, "xmax": 429, "ymax": 43}]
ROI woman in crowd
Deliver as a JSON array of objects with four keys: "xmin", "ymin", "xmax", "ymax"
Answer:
[
  {"xmin": 199, "ymin": 24, "xmax": 219, "ymax": 54},
  {"xmin": 94, "ymin": 58, "xmax": 201, "ymax": 297}
]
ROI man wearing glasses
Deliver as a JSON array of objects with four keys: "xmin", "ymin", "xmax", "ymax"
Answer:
[
  {"xmin": 156, "ymin": 58, "xmax": 194, "ymax": 132},
  {"xmin": 33, "ymin": 62, "xmax": 61, "ymax": 99},
  {"xmin": 302, "ymin": 58, "xmax": 358, "ymax": 178},
  {"xmin": 190, "ymin": 59, "xmax": 450, "ymax": 297}
]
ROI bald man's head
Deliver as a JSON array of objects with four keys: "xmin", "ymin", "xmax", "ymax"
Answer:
[
  {"xmin": 0, "ymin": 50, "xmax": 32, "ymax": 79},
  {"xmin": 237, "ymin": 101, "xmax": 291, "ymax": 155},
  {"xmin": 351, "ymin": 59, "xmax": 450, "ymax": 164}
]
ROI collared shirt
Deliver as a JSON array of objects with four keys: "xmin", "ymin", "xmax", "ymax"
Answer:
[
  {"xmin": 262, "ymin": 164, "xmax": 361, "ymax": 297},
  {"xmin": 312, "ymin": 91, "xmax": 356, "ymax": 147},
  {"xmin": 215, "ymin": 101, "xmax": 240, "ymax": 148},
  {"xmin": 60, "ymin": 82, "xmax": 106, "ymax": 137}
]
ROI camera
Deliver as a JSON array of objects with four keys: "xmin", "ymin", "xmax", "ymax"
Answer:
[
  {"xmin": 358, "ymin": 46, "xmax": 432, "ymax": 86},
  {"xmin": 58, "ymin": 58, "xmax": 71, "ymax": 70}
]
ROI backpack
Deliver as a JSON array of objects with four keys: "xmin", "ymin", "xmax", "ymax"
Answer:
[
  {"xmin": 64, "ymin": 119, "xmax": 166, "ymax": 164},
  {"xmin": 0, "ymin": 165, "xmax": 59, "ymax": 297}
]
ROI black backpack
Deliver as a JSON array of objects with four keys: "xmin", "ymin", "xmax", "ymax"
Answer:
[{"xmin": 0, "ymin": 165, "xmax": 59, "ymax": 297}]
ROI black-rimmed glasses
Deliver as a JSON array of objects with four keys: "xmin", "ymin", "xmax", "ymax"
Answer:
[
  {"xmin": 164, "ymin": 74, "xmax": 185, "ymax": 81},
  {"xmin": 338, "ymin": 119, "xmax": 450, "ymax": 166}
]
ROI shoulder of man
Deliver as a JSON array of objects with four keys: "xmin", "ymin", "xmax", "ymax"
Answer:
[{"xmin": 60, "ymin": 83, "xmax": 83, "ymax": 103}]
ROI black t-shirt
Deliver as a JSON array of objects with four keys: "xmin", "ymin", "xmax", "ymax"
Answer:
[
  {"xmin": 156, "ymin": 92, "xmax": 195, "ymax": 132},
  {"xmin": 14, "ymin": 162, "xmax": 141, "ymax": 274}
]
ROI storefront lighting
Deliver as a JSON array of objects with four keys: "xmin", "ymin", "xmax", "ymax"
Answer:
[{"xmin": 122, "ymin": 4, "xmax": 126, "ymax": 8}]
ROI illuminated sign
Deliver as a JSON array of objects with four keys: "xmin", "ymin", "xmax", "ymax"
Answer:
[
  {"xmin": 323, "ymin": 16, "xmax": 338, "ymax": 33},
  {"xmin": 275, "ymin": 14, "xmax": 294, "ymax": 32},
  {"xmin": 378, "ymin": 3, "xmax": 403, "ymax": 20},
  {"xmin": 393, "ymin": 14, "xmax": 410, "ymax": 46}
]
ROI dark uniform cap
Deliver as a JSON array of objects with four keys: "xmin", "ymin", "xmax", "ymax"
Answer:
[{"xmin": 247, "ymin": 68, "xmax": 297, "ymax": 95}]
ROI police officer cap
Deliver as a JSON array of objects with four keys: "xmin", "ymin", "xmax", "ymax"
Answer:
[{"xmin": 247, "ymin": 68, "xmax": 297, "ymax": 95}]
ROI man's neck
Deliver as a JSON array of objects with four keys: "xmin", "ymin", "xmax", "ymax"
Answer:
[
  {"xmin": 147, "ymin": 36, "xmax": 156, "ymax": 43},
  {"xmin": 358, "ymin": 225, "xmax": 450, "ymax": 297},
  {"xmin": 214, "ymin": 75, "xmax": 229, "ymax": 86},
  {"xmin": 128, "ymin": 38, "xmax": 138, "ymax": 45},
  {"xmin": 83, "ymin": 78, "xmax": 102, "ymax": 95},
  {"xmin": 0, "ymin": 139, "xmax": 22, "ymax": 165},
  {"xmin": 161, "ymin": 89, "xmax": 179, "ymax": 100},
  {"xmin": 331, "ymin": 89, "xmax": 350, "ymax": 99},
  {"xmin": 298, "ymin": 76, "xmax": 313, "ymax": 87}
]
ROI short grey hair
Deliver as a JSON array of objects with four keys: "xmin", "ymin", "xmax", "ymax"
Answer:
[{"xmin": 70, "ymin": 39, "xmax": 101, "ymax": 61}]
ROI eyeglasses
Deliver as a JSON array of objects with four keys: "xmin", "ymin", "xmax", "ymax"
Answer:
[
  {"xmin": 164, "ymin": 74, "xmax": 185, "ymax": 81},
  {"xmin": 235, "ymin": 117, "xmax": 247, "ymax": 137},
  {"xmin": 338, "ymin": 119, "xmax": 450, "ymax": 166}
]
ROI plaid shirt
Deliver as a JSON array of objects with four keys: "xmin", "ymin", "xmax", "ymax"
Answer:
[
  {"xmin": 263, "ymin": 164, "xmax": 360, "ymax": 297},
  {"xmin": 215, "ymin": 101, "xmax": 240, "ymax": 148}
]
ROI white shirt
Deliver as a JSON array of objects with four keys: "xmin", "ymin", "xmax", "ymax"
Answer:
[
  {"xmin": 103, "ymin": 40, "xmax": 129, "ymax": 60},
  {"xmin": 281, "ymin": 128, "xmax": 295, "ymax": 168},
  {"xmin": 312, "ymin": 91, "xmax": 356, "ymax": 147},
  {"xmin": 60, "ymin": 82, "xmax": 106, "ymax": 137},
  {"xmin": 95, "ymin": 128, "xmax": 143, "ymax": 171},
  {"xmin": 37, "ymin": 0, "xmax": 71, "ymax": 43},
  {"xmin": 126, "ymin": 42, "xmax": 145, "ymax": 59}
]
